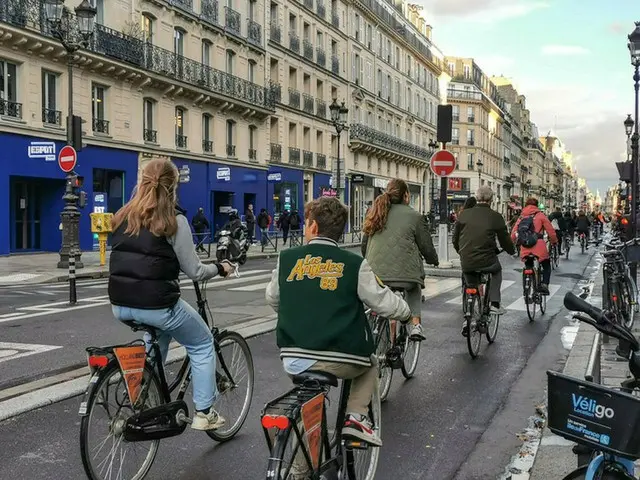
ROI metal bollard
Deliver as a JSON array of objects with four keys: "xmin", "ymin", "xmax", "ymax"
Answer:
[{"xmin": 69, "ymin": 251, "xmax": 77, "ymax": 305}]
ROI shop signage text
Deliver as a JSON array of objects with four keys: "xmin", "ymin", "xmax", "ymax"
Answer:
[
  {"xmin": 448, "ymin": 178, "xmax": 463, "ymax": 191},
  {"xmin": 268, "ymin": 172, "xmax": 282, "ymax": 182},
  {"xmin": 351, "ymin": 174, "xmax": 365, "ymax": 183},
  {"xmin": 321, "ymin": 187, "xmax": 337, "ymax": 197},
  {"xmin": 373, "ymin": 178, "xmax": 389, "ymax": 189},
  {"xmin": 217, "ymin": 167, "xmax": 231, "ymax": 182},
  {"xmin": 28, "ymin": 141, "xmax": 56, "ymax": 162}
]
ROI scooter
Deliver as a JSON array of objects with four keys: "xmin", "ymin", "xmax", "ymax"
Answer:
[{"xmin": 216, "ymin": 226, "xmax": 249, "ymax": 265}]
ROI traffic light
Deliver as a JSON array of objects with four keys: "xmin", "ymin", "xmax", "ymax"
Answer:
[
  {"xmin": 67, "ymin": 115, "xmax": 83, "ymax": 151},
  {"xmin": 68, "ymin": 175, "xmax": 84, "ymax": 188},
  {"xmin": 78, "ymin": 191, "xmax": 87, "ymax": 208},
  {"xmin": 620, "ymin": 214, "xmax": 633, "ymax": 241}
]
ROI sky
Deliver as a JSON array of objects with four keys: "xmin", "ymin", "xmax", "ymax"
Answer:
[{"xmin": 419, "ymin": 0, "xmax": 640, "ymax": 196}]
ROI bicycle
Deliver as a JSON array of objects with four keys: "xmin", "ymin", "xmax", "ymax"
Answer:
[
  {"xmin": 579, "ymin": 232, "xmax": 587, "ymax": 254},
  {"xmin": 522, "ymin": 254, "xmax": 546, "ymax": 322},
  {"xmin": 368, "ymin": 289, "xmax": 421, "ymax": 402},
  {"xmin": 548, "ymin": 292, "xmax": 640, "ymax": 479},
  {"xmin": 563, "ymin": 232, "xmax": 572, "ymax": 260},
  {"xmin": 79, "ymin": 264, "xmax": 255, "ymax": 480},
  {"xmin": 602, "ymin": 238, "xmax": 639, "ymax": 331},
  {"xmin": 261, "ymin": 371, "xmax": 381, "ymax": 480},
  {"xmin": 549, "ymin": 241, "xmax": 560, "ymax": 270},
  {"xmin": 462, "ymin": 269, "xmax": 501, "ymax": 359}
]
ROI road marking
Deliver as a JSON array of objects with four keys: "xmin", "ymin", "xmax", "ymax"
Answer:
[
  {"xmin": 445, "ymin": 280, "xmax": 515, "ymax": 304},
  {"xmin": 13, "ymin": 290, "xmax": 37, "ymax": 296},
  {"xmin": 0, "ymin": 273, "xmax": 41, "ymax": 284},
  {"xmin": 229, "ymin": 281, "xmax": 270, "ymax": 292},
  {"xmin": 424, "ymin": 278, "xmax": 461, "ymax": 298},
  {"xmin": 0, "ymin": 342, "xmax": 62, "ymax": 364},
  {"xmin": 35, "ymin": 290, "xmax": 57, "ymax": 296},
  {"xmin": 504, "ymin": 284, "xmax": 562, "ymax": 311},
  {"xmin": 181, "ymin": 273, "xmax": 273, "ymax": 290},
  {"xmin": 0, "ymin": 295, "xmax": 110, "ymax": 324}
]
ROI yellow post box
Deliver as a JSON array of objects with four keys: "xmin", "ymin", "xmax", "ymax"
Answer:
[{"xmin": 90, "ymin": 212, "xmax": 114, "ymax": 266}]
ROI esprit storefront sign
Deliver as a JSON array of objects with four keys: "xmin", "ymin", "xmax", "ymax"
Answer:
[
  {"xmin": 28, "ymin": 141, "xmax": 56, "ymax": 162},
  {"xmin": 217, "ymin": 167, "xmax": 231, "ymax": 182}
]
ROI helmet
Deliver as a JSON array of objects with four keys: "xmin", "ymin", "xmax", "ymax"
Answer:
[{"xmin": 228, "ymin": 209, "xmax": 239, "ymax": 220}]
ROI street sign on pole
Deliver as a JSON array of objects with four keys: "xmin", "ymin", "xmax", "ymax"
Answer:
[
  {"xmin": 331, "ymin": 157, "xmax": 345, "ymax": 189},
  {"xmin": 429, "ymin": 150, "xmax": 456, "ymax": 177},
  {"xmin": 58, "ymin": 145, "xmax": 77, "ymax": 173}
]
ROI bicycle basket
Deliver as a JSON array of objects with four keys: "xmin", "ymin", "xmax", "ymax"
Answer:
[
  {"xmin": 621, "ymin": 243, "xmax": 640, "ymax": 264},
  {"xmin": 547, "ymin": 371, "xmax": 640, "ymax": 459}
]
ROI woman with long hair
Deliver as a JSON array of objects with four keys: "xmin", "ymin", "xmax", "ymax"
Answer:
[
  {"xmin": 361, "ymin": 179, "xmax": 438, "ymax": 341},
  {"xmin": 109, "ymin": 158, "xmax": 233, "ymax": 431}
]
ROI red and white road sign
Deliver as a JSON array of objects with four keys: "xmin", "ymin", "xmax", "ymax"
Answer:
[
  {"xmin": 58, "ymin": 145, "xmax": 77, "ymax": 173},
  {"xmin": 429, "ymin": 150, "xmax": 456, "ymax": 177}
]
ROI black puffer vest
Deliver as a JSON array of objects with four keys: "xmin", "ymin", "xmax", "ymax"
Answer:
[{"xmin": 108, "ymin": 218, "xmax": 181, "ymax": 310}]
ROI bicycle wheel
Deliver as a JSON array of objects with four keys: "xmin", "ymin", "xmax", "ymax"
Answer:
[
  {"xmin": 466, "ymin": 295, "xmax": 482, "ymax": 359},
  {"xmin": 401, "ymin": 324, "xmax": 421, "ymax": 379},
  {"xmin": 207, "ymin": 330, "xmax": 254, "ymax": 442},
  {"xmin": 346, "ymin": 386, "xmax": 381, "ymax": 480},
  {"xmin": 80, "ymin": 362, "xmax": 162, "ymax": 480},
  {"xmin": 486, "ymin": 311, "xmax": 499, "ymax": 344},
  {"xmin": 540, "ymin": 292, "xmax": 547, "ymax": 315},
  {"xmin": 373, "ymin": 316, "xmax": 393, "ymax": 402},
  {"xmin": 581, "ymin": 239, "xmax": 585, "ymax": 254},
  {"xmin": 565, "ymin": 241, "xmax": 570, "ymax": 259},
  {"xmin": 524, "ymin": 276, "xmax": 536, "ymax": 322},
  {"xmin": 562, "ymin": 464, "xmax": 630, "ymax": 479}
]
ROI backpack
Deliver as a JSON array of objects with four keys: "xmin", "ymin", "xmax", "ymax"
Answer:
[{"xmin": 516, "ymin": 213, "xmax": 541, "ymax": 248}]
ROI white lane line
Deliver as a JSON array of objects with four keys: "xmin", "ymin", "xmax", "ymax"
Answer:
[
  {"xmin": 504, "ymin": 284, "xmax": 562, "ymax": 311},
  {"xmin": 446, "ymin": 280, "xmax": 515, "ymax": 304},
  {"xmin": 181, "ymin": 273, "xmax": 273, "ymax": 290},
  {"xmin": 13, "ymin": 291, "xmax": 36, "ymax": 296},
  {"xmin": 229, "ymin": 281, "xmax": 270, "ymax": 292},
  {"xmin": 0, "ymin": 296, "xmax": 110, "ymax": 324},
  {"xmin": 0, "ymin": 342, "xmax": 62, "ymax": 364},
  {"xmin": 424, "ymin": 278, "xmax": 461, "ymax": 299},
  {"xmin": 35, "ymin": 291, "xmax": 57, "ymax": 296}
]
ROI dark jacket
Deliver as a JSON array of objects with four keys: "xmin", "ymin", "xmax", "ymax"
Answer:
[
  {"xmin": 191, "ymin": 211, "xmax": 209, "ymax": 233},
  {"xmin": 257, "ymin": 211, "xmax": 270, "ymax": 229},
  {"xmin": 453, "ymin": 203, "xmax": 516, "ymax": 272},
  {"xmin": 549, "ymin": 211, "xmax": 567, "ymax": 231},
  {"xmin": 109, "ymin": 220, "xmax": 181, "ymax": 309},
  {"xmin": 245, "ymin": 209, "xmax": 256, "ymax": 226},
  {"xmin": 362, "ymin": 204, "xmax": 438, "ymax": 286},
  {"xmin": 289, "ymin": 211, "xmax": 301, "ymax": 230},
  {"xmin": 278, "ymin": 212, "xmax": 291, "ymax": 229},
  {"xmin": 564, "ymin": 213, "xmax": 575, "ymax": 230},
  {"xmin": 576, "ymin": 215, "xmax": 591, "ymax": 232}
]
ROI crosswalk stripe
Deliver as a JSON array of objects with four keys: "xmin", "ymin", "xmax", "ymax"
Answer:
[
  {"xmin": 504, "ymin": 284, "xmax": 562, "ymax": 311},
  {"xmin": 445, "ymin": 280, "xmax": 515, "ymax": 305},
  {"xmin": 229, "ymin": 282, "xmax": 270, "ymax": 292},
  {"xmin": 181, "ymin": 273, "xmax": 273, "ymax": 290},
  {"xmin": 424, "ymin": 278, "xmax": 461, "ymax": 298}
]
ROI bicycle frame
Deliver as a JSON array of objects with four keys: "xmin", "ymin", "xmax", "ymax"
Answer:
[
  {"xmin": 464, "ymin": 274, "xmax": 492, "ymax": 320},
  {"xmin": 584, "ymin": 452, "xmax": 635, "ymax": 479}
]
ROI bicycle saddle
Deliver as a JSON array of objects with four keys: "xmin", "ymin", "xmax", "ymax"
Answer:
[
  {"xmin": 292, "ymin": 371, "xmax": 339, "ymax": 387},
  {"xmin": 121, "ymin": 320, "xmax": 158, "ymax": 335}
]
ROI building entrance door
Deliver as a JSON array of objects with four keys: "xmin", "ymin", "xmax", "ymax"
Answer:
[{"xmin": 11, "ymin": 179, "xmax": 42, "ymax": 251}]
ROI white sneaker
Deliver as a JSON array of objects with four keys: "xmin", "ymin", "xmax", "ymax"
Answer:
[
  {"xmin": 409, "ymin": 323, "xmax": 426, "ymax": 341},
  {"xmin": 191, "ymin": 410, "xmax": 226, "ymax": 431},
  {"xmin": 490, "ymin": 305, "xmax": 507, "ymax": 315},
  {"xmin": 343, "ymin": 413, "xmax": 382, "ymax": 447}
]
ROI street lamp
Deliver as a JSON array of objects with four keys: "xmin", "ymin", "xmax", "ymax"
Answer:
[
  {"xmin": 625, "ymin": 114, "xmax": 634, "ymax": 161},
  {"xmin": 329, "ymin": 99, "xmax": 348, "ymax": 200},
  {"xmin": 44, "ymin": 0, "xmax": 97, "ymax": 269},
  {"xmin": 627, "ymin": 22, "xmax": 640, "ymax": 245},
  {"xmin": 476, "ymin": 158, "xmax": 483, "ymax": 185}
]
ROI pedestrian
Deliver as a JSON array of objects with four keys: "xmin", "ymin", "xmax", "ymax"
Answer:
[
  {"xmin": 245, "ymin": 204, "xmax": 256, "ymax": 244},
  {"xmin": 289, "ymin": 210, "xmax": 302, "ymax": 243},
  {"xmin": 257, "ymin": 208, "xmax": 270, "ymax": 245},
  {"xmin": 191, "ymin": 207, "xmax": 209, "ymax": 254},
  {"xmin": 278, "ymin": 210, "xmax": 291, "ymax": 245}
]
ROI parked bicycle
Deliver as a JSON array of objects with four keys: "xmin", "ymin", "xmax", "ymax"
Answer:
[
  {"xmin": 548, "ymin": 292, "xmax": 640, "ymax": 479},
  {"xmin": 522, "ymin": 254, "xmax": 546, "ymax": 322},
  {"xmin": 368, "ymin": 289, "xmax": 421, "ymax": 402},
  {"xmin": 79, "ymin": 265, "xmax": 255, "ymax": 480},
  {"xmin": 261, "ymin": 371, "xmax": 380, "ymax": 480}
]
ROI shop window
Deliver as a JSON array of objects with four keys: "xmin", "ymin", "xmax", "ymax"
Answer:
[
  {"xmin": 273, "ymin": 182, "xmax": 298, "ymax": 214},
  {"xmin": 93, "ymin": 168, "xmax": 125, "ymax": 214}
]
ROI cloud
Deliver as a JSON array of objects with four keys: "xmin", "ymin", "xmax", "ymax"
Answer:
[
  {"xmin": 473, "ymin": 55, "xmax": 515, "ymax": 76},
  {"xmin": 608, "ymin": 22, "xmax": 625, "ymax": 35},
  {"xmin": 418, "ymin": 0, "xmax": 548, "ymax": 23},
  {"xmin": 541, "ymin": 45, "xmax": 590, "ymax": 56}
]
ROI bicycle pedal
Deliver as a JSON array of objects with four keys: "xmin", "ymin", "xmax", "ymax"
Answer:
[{"xmin": 343, "ymin": 439, "xmax": 369, "ymax": 450}]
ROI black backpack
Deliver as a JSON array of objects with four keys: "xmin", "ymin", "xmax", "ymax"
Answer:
[{"xmin": 516, "ymin": 213, "xmax": 541, "ymax": 248}]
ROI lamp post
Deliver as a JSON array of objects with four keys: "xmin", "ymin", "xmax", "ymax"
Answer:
[
  {"xmin": 476, "ymin": 158, "xmax": 483, "ymax": 189},
  {"xmin": 45, "ymin": 0, "xmax": 96, "ymax": 269},
  {"xmin": 329, "ymin": 99, "xmax": 348, "ymax": 201}
]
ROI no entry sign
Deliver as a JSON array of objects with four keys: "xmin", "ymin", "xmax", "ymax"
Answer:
[
  {"xmin": 58, "ymin": 145, "xmax": 77, "ymax": 173},
  {"xmin": 429, "ymin": 149, "xmax": 456, "ymax": 177}
]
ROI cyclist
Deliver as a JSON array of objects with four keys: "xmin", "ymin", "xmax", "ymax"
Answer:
[
  {"xmin": 361, "ymin": 179, "xmax": 439, "ymax": 341},
  {"xmin": 453, "ymin": 186, "xmax": 516, "ymax": 336},
  {"xmin": 576, "ymin": 210, "xmax": 592, "ymax": 248},
  {"xmin": 265, "ymin": 196, "xmax": 411, "ymax": 447},
  {"xmin": 511, "ymin": 197, "xmax": 557, "ymax": 295},
  {"xmin": 564, "ymin": 210, "xmax": 575, "ymax": 243},
  {"xmin": 548, "ymin": 207, "xmax": 567, "ymax": 255},
  {"xmin": 108, "ymin": 158, "xmax": 234, "ymax": 431}
]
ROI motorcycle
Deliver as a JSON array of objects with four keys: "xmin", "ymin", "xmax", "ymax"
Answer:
[{"xmin": 216, "ymin": 226, "xmax": 249, "ymax": 265}]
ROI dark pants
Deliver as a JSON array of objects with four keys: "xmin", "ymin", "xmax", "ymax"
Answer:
[
  {"xmin": 282, "ymin": 227, "xmax": 289, "ymax": 244},
  {"xmin": 246, "ymin": 223, "xmax": 255, "ymax": 243},
  {"xmin": 463, "ymin": 260, "xmax": 503, "ymax": 305},
  {"xmin": 555, "ymin": 230, "xmax": 566, "ymax": 252},
  {"xmin": 525, "ymin": 257, "xmax": 551, "ymax": 285}
]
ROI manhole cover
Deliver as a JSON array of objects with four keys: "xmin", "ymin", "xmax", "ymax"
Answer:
[{"xmin": 556, "ymin": 273, "xmax": 584, "ymax": 279}]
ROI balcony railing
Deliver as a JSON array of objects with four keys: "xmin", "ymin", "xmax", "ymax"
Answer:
[
  {"xmin": 249, "ymin": 148, "xmax": 257, "ymax": 161},
  {"xmin": 303, "ymin": 40, "xmax": 314, "ymax": 60},
  {"xmin": 289, "ymin": 147, "xmax": 301, "ymax": 165},
  {"xmin": 331, "ymin": 10, "xmax": 339, "ymax": 28},
  {"xmin": 316, "ymin": 153, "xmax": 327, "ymax": 169},
  {"xmin": 42, "ymin": 108, "xmax": 61, "ymax": 125},
  {"xmin": 303, "ymin": 150, "xmax": 313, "ymax": 167},
  {"xmin": 143, "ymin": 128, "xmax": 157, "ymax": 143},
  {"xmin": 467, "ymin": 139, "xmax": 475, "ymax": 146},
  {"xmin": 451, "ymin": 139, "xmax": 459, "ymax": 145},
  {"xmin": 176, "ymin": 134, "xmax": 188, "ymax": 149},
  {"xmin": 203, "ymin": 140, "xmax": 214, "ymax": 152},
  {"xmin": 316, "ymin": 99, "xmax": 326, "ymax": 118},
  {"xmin": 316, "ymin": 47, "xmax": 325, "ymax": 67},
  {"xmin": 289, "ymin": 88, "xmax": 300, "ymax": 108},
  {"xmin": 226, "ymin": 144, "xmax": 236, "ymax": 157},
  {"xmin": 303, "ymin": 93, "xmax": 314, "ymax": 114},
  {"xmin": 0, "ymin": 99, "xmax": 22, "ymax": 119},
  {"xmin": 289, "ymin": 33, "xmax": 300, "ymax": 53},
  {"xmin": 270, "ymin": 143, "xmax": 282, "ymax": 162},
  {"xmin": 468, "ymin": 116, "xmax": 475, "ymax": 123},
  {"xmin": 447, "ymin": 89, "xmax": 482, "ymax": 101},
  {"xmin": 503, "ymin": 156, "xmax": 510, "ymax": 164},
  {"xmin": 303, "ymin": 0, "xmax": 313, "ymax": 9},
  {"xmin": 93, "ymin": 118, "xmax": 109, "ymax": 134},
  {"xmin": 331, "ymin": 55, "xmax": 339, "ymax": 75},
  {"xmin": 224, "ymin": 7, "xmax": 241, "ymax": 36},
  {"xmin": 200, "ymin": 0, "xmax": 218, "ymax": 24},
  {"xmin": 172, "ymin": 0, "xmax": 194, "ymax": 13},
  {"xmin": 317, "ymin": 1, "xmax": 326, "ymax": 18},
  {"xmin": 452, "ymin": 115, "xmax": 459, "ymax": 122},
  {"xmin": 349, "ymin": 123, "xmax": 431, "ymax": 160},
  {"xmin": 270, "ymin": 82, "xmax": 282, "ymax": 103},
  {"xmin": 248, "ymin": 19, "xmax": 262, "ymax": 45},
  {"xmin": 270, "ymin": 22, "xmax": 281, "ymax": 43}
]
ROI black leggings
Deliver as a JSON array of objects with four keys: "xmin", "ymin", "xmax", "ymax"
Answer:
[{"xmin": 525, "ymin": 257, "xmax": 551, "ymax": 285}]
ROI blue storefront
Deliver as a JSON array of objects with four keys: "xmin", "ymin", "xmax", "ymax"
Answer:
[
  {"xmin": 0, "ymin": 132, "xmax": 138, "ymax": 256},
  {"xmin": 266, "ymin": 166, "xmax": 305, "ymax": 218}
]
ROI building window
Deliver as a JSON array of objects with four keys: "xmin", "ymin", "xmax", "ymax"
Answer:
[
  {"xmin": 202, "ymin": 114, "xmax": 213, "ymax": 152},
  {"xmin": 248, "ymin": 60, "xmax": 256, "ymax": 83},
  {"xmin": 249, "ymin": 0, "xmax": 256, "ymax": 20},
  {"xmin": 451, "ymin": 127, "xmax": 459, "ymax": 144},
  {"xmin": 467, "ymin": 152, "xmax": 474, "ymax": 170},
  {"xmin": 174, "ymin": 28, "xmax": 185, "ymax": 56},
  {"xmin": 467, "ymin": 129, "xmax": 475, "ymax": 146},
  {"xmin": 91, "ymin": 84, "xmax": 108, "ymax": 134},
  {"xmin": 452, "ymin": 105, "xmax": 459, "ymax": 121},
  {"xmin": 202, "ymin": 40, "xmax": 211, "ymax": 66},
  {"xmin": 0, "ymin": 60, "xmax": 18, "ymax": 117},
  {"xmin": 249, "ymin": 125, "xmax": 257, "ymax": 160},
  {"xmin": 226, "ymin": 119, "xmax": 236, "ymax": 156},
  {"xmin": 175, "ymin": 107, "xmax": 187, "ymax": 148},
  {"xmin": 141, "ymin": 14, "xmax": 154, "ymax": 42},
  {"xmin": 41, "ymin": 70, "xmax": 58, "ymax": 124},
  {"xmin": 226, "ymin": 49, "xmax": 235, "ymax": 74},
  {"xmin": 467, "ymin": 106, "xmax": 475, "ymax": 122},
  {"xmin": 90, "ymin": 0, "xmax": 104, "ymax": 24},
  {"xmin": 143, "ymin": 98, "xmax": 156, "ymax": 142}
]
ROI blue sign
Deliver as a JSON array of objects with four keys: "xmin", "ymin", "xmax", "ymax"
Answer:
[
  {"xmin": 217, "ymin": 167, "xmax": 231, "ymax": 182},
  {"xmin": 92, "ymin": 192, "xmax": 107, "ymax": 250},
  {"xmin": 267, "ymin": 172, "xmax": 282, "ymax": 183},
  {"xmin": 28, "ymin": 141, "xmax": 56, "ymax": 161}
]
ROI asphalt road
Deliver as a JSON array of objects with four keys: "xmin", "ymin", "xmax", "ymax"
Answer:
[{"xmin": 0, "ymin": 246, "xmax": 599, "ymax": 479}]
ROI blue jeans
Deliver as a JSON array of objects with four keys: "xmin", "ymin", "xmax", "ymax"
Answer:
[{"xmin": 112, "ymin": 299, "xmax": 217, "ymax": 411}]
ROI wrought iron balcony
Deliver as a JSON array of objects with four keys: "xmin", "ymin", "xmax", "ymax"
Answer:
[
  {"xmin": 225, "ymin": 7, "xmax": 241, "ymax": 36},
  {"xmin": 0, "ymin": 99, "xmax": 22, "ymax": 119},
  {"xmin": 270, "ymin": 82, "xmax": 282, "ymax": 103},
  {"xmin": 503, "ymin": 156, "xmax": 510, "ymax": 164},
  {"xmin": 289, "ymin": 147, "xmax": 301, "ymax": 165},
  {"xmin": 331, "ymin": 55, "xmax": 339, "ymax": 75},
  {"xmin": 468, "ymin": 116, "xmax": 475, "ymax": 123},
  {"xmin": 448, "ymin": 89, "xmax": 482, "ymax": 101},
  {"xmin": 316, "ymin": 99, "xmax": 326, "ymax": 119},
  {"xmin": 451, "ymin": 139, "xmax": 459, "ymax": 145},
  {"xmin": 248, "ymin": 19, "xmax": 262, "ymax": 46},
  {"xmin": 171, "ymin": 0, "xmax": 194, "ymax": 13},
  {"xmin": 303, "ymin": 150, "xmax": 313, "ymax": 167},
  {"xmin": 249, "ymin": 148, "xmax": 257, "ymax": 161},
  {"xmin": 42, "ymin": 108, "xmax": 61, "ymax": 125},
  {"xmin": 350, "ymin": 123, "xmax": 431, "ymax": 161},
  {"xmin": 200, "ymin": 0, "xmax": 218, "ymax": 24},
  {"xmin": 317, "ymin": 1, "xmax": 326, "ymax": 18},
  {"xmin": 143, "ymin": 129, "xmax": 157, "ymax": 143},
  {"xmin": 303, "ymin": 40, "xmax": 314, "ymax": 60},
  {"xmin": 270, "ymin": 22, "xmax": 281, "ymax": 43},
  {"xmin": 203, "ymin": 140, "xmax": 214, "ymax": 152},
  {"xmin": 331, "ymin": 11, "xmax": 339, "ymax": 28},
  {"xmin": 270, "ymin": 143, "xmax": 282, "ymax": 162},
  {"xmin": 303, "ymin": 93, "xmax": 314, "ymax": 114},
  {"xmin": 467, "ymin": 139, "xmax": 475, "ymax": 146},
  {"xmin": 316, "ymin": 153, "xmax": 327, "ymax": 169},
  {"xmin": 289, "ymin": 33, "xmax": 300, "ymax": 53},
  {"xmin": 316, "ymin": 47, "xmax": 325, "ymax": 67},
  {"xmin": 227, "ymin": 144, "xmax": 236, "ymax": 157},
  {"xmin": 93, "ymin": 118, "xmax": 109, "ymax": 134},
  {"xmin": 289, "ymin": 89, "xmax": 300, "ymax": 108},
  {"xmin": 452, "ymin": 115, "xmax": 460, "ymax": 122},
  {"xmin": 303, "ymin": 0, "xmax": 313, "ymax": 9},
  {"xmin": 176, "ymin": 134, "xmax": 188, "ymax": 149}
]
